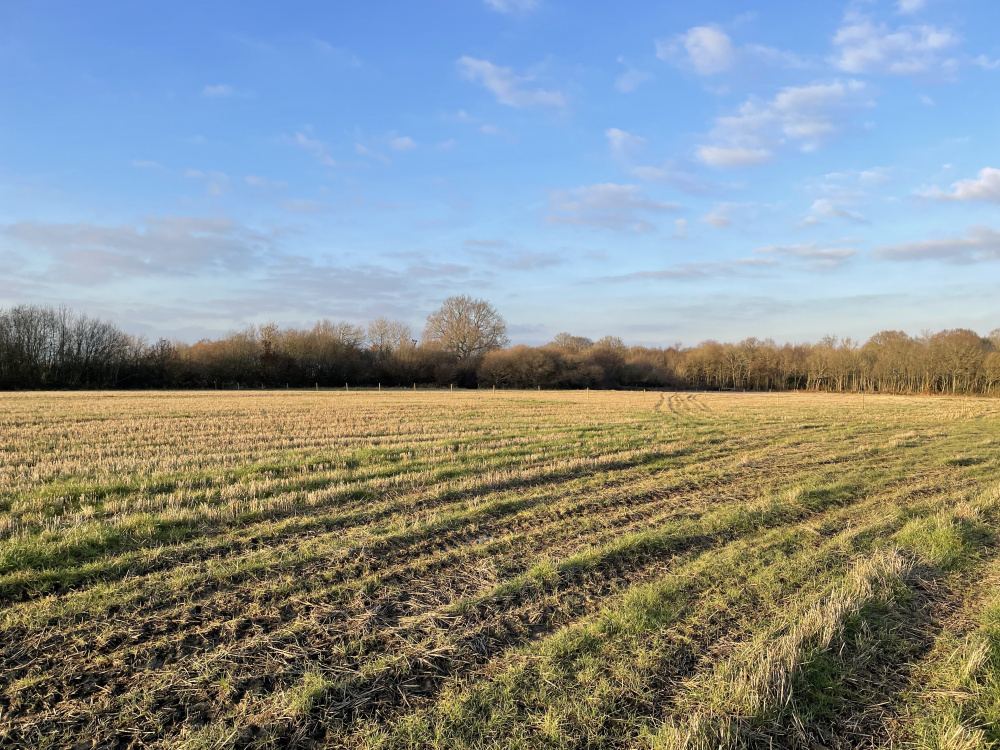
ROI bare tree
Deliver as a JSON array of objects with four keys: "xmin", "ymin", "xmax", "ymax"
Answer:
[
  {"xmin": 367, "ymin": 317, "xmax": 413, "ymax": 359},
  {"xmin": 549, "ymin": 332, "xmax": 593, "ymax": 352},
  {"xmin": 423, "ymin": 295, "xmax": 509, "ymax": 362}
]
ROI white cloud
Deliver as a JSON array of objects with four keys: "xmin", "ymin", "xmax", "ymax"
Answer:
[
  {"xmin": 658, "ymin": 25, "xmax": 736, "ymax": 76},
  {"xmin": 601, "ymin": 257, "xmax": 775, "ymax": 282},
  {"xmin": 897, "ymin": 0, "xmax": 925, "ymax": 14},
  {"xmin": 700, "ymin": 203, "xmax": 736, "ymax": 228},
  {"xmin": 873, "ymin": 226, "xmax": 1000, "ymax": 263},
  {"xmin": 184, "ymin": 169, "xmax": 229, "ymax": 196},
  {"xmin": 605, "ymin": 128, "xmax": 712, "ymax": 192},
  {"xmin": 389, "ymin": 136, "xmax": 418, "ymax": 151},
  {"xmin": 314, "ymin": 40, "xmax": 361, "ymax": 67},
  {"xmin": 701, "ymin": 214, "xmax": 730, "ymax": 228},
  {"xmin": 547, "ymin": 183, "xmax": 680, "ymax": 232},
  {"xmin": 657, "ymin": 26, "xmax": 808, "ymax": 76},
  {"xmin": 482, "ymin": 0, "xmax": 538, "ymax": 14},
  {"xmin": 919, "ymin": 93, "xmax": 935, "ymax": 106},
  {"xmin": 290, "ymin": 132, "xmax": 338, "ymax": 167},
  {"xmin": 858, "ymin": 167, "xmax": 891, "ymax": 185},
  {"xmin": 435, "ymin": 139, "xmax": 457, "ymax": 150},
  {"xmin": 672, "ymin": 218, "xmax": 688, "ymax": 239},
  {"xmin": 798, "ymin": 216, "xmax": 825, "ymax": 227},
  {"xmin": 615, "ymin": 57, "xmax": 652, "ymax": 93},
  {"xmin": 744, "ymin": 44, "xmax": 811, "ymax": 69},
  {"xmin": 355, "ymin": 143, "xmax": 390, "ymax": 164},
  {"xmin": 696, "ymin": 79, "xmax": 870, "ymax": 167},
  {"xmin": 923, "ymin": 167, "xmax": 1000, "ymax": 203},
  {"xmin": 757, "ymin": 242, "xmax": 857, "ymax": 268},
  {"xmin": 457, "ymin": 56, "xmax": 566, "ymax": 108},
  {"xmin": 606, "ymin": 128, "xmax": 647, "ymax": 159},
  {"xmin": 974, "ymin": 55, "xmax": 1000, "ymax": 70},
  {"xmin": 0, "ymin": 217, "xmax": 271, "ymax": 282},
  {"xmin": 811, "ymin": 198, "xmax": 866, "ymax": 222},
  {"xmin": 697, "ymin": 146, "xmax": 772, "ymax": 168},
  {"xmin": 202, "ymin": 84, "xmax": 235, "ymax": 97},
  {"xmin": 627, "ymin": 161, "xmax": 714, "ymax": 194},
  {"xmin": 832, "ymin": 16, "xmax": 959, "ymax": 75}
]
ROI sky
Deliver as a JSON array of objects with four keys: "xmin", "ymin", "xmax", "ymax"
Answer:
[{"xmin": 1, "ymin": 0, "xmax": 999, "ymax": 346}]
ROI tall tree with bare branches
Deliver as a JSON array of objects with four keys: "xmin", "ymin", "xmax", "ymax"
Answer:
[{"xmin": 422, "ymin": 295, "xmax": 509, "ymax": 362}]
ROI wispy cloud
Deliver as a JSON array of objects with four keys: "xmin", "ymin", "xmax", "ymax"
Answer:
[
  {"xmin": 810, "ymin": 198, "xmax": 867, "ymax": 222},
  {"xmin": 547, "ymin": 183, "xmax": 679, "ymax": 232},
  {"xmin": 873, "ymin": 226, "xmax": 1000, "ymax": 263},
  {"xmin": 832, "ymin": 15, "xmax": 960, "ymax": 76},
  {"xmin": 605, "ymin": 128, "xmax": 647, "ymax": 160},
  {"xmin": 757, "ymin": 242, "xmax": 857, "ymax": 268},
  {"xmin": 921, "ymin": 167, "xmax": 1000, "ymax": 203},
  {"xmin": 1, "ymin": 217, "xmax": 273, "ymax": 283},
  {"xmin": 701, "ymin": 202, "xmax": 738, "ymax": 228},
  {"xmin": 203, "ymin": 84, "xmax": 235, "ymax": 97},
  {"xmin": 463, "ymin": 240, "xmax": 563, "ymax": 270},
  {"xmin": 457, "ymin": 56, "xmax": 566, "ymax": 108},
  {"xmin": 201, "ymin": 84, "xmax": 254, "ymax": 99},
  {"xmin": 696, "ymin": 79, "xmax": 871, "ymax": 167},
  {"xmin": 615, "ymin": 56, "xmax": 652, "ymax": 93},
  {"xmin": 184, "ymin": 169, "xmax": 230, "ymax": 196},
  {"xmin": 313, "ymin": 40, "xmax": 361, "ymax": 67},
  {"xmin": 355, "ymin": 143, "xmax": 390, "ymax": 164},
  {"xmin": 659, "ymin": 25, "xmax": 736, "ymax": 75},
  {"xmin": 389, "ymin": 135, "xmax": 418, "ymax": 151},
  {"xmin": 288, "ymin": 132, "xmax": 338, "ymax": 167},
  {"xmin": 244, "ymin": 175, "xmax": 288, "ymax": 189},
  {"xmin": 482, "ymin": 0, "xmax": 539, "ymax": 14},
  {"xmin": 600, "ymin": 257, "xmax": 775, "ymax": 283},
  {"xmin": 657, "ymin": 25, "xmax": 809, "ymax": 77},
  {"xmin": 897, "ymin": 0, "xmax": 925, "ymax": 14},
  {"xmin": 606, "ymin": 129, "xmax": 714, "ymax": 192},
  {"xmin": 697, "ymin": 146, "xmax": 772, "ymax": 168}
]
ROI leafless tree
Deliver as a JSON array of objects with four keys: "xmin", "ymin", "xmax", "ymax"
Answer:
[
  {"xmin": 422, "ymin": 295, "xmax": 508, "ymax": 362},
  {"xmin": 367, "ymin": 317, "xmax": 413, "ymax": 359},
  {"xmin": 549, "ymin": 333, "xmax": 594, "ymax": 352}
]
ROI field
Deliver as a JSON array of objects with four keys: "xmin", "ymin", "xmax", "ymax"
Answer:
[{"xmin": 1, "ymin": 390, "xmax": 1000, "ymax": 749}]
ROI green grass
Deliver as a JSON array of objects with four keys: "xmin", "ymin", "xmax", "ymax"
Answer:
[{"xmin": 0, "ymin": 390, "xmax": 999, "ymax": 749}]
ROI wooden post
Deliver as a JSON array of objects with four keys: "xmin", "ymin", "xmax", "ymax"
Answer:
[
  {"xmin": 346, "ymin": 383, "xmax": 349, "ymax": 392},
  {"xmin": 450, "ymin": 383, "xmax": 453, "ymax": 392},
  {"xmin": 378, "ymin": 383, "xmax": 381, "ymax": 391},
  {"xmin": 315, "ymin": 383, "xmax": 318, "ymax": 391}
]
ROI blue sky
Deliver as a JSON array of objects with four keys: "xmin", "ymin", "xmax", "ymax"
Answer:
[{"xmin": 2, "ymin": 0, "xmax": 999, "ymax": 345}]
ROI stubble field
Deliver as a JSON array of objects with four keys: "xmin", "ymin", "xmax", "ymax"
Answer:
[{"xmin": 1, "ymin": 389, "xmax": 1000, "ymax": 749}]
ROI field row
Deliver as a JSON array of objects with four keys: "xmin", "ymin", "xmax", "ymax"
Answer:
[{"xmin": 1, "ymin": 391, "xmax": 998, "ymax": 749}]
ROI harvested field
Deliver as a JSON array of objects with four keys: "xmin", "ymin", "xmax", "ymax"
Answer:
[{"xmin": 2, "ymin": 389, "xmax": 1000, "ymax": 749}]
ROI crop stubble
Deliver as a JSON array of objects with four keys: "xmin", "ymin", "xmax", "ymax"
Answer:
[{"xmin": 1, "ymin": 390, "xmax": 999, "ymax": 749}]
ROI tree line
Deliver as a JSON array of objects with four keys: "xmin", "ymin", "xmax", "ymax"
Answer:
[{"xmin": 2, "ymin": 298, "xmax": 999, "ymax": 395}]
